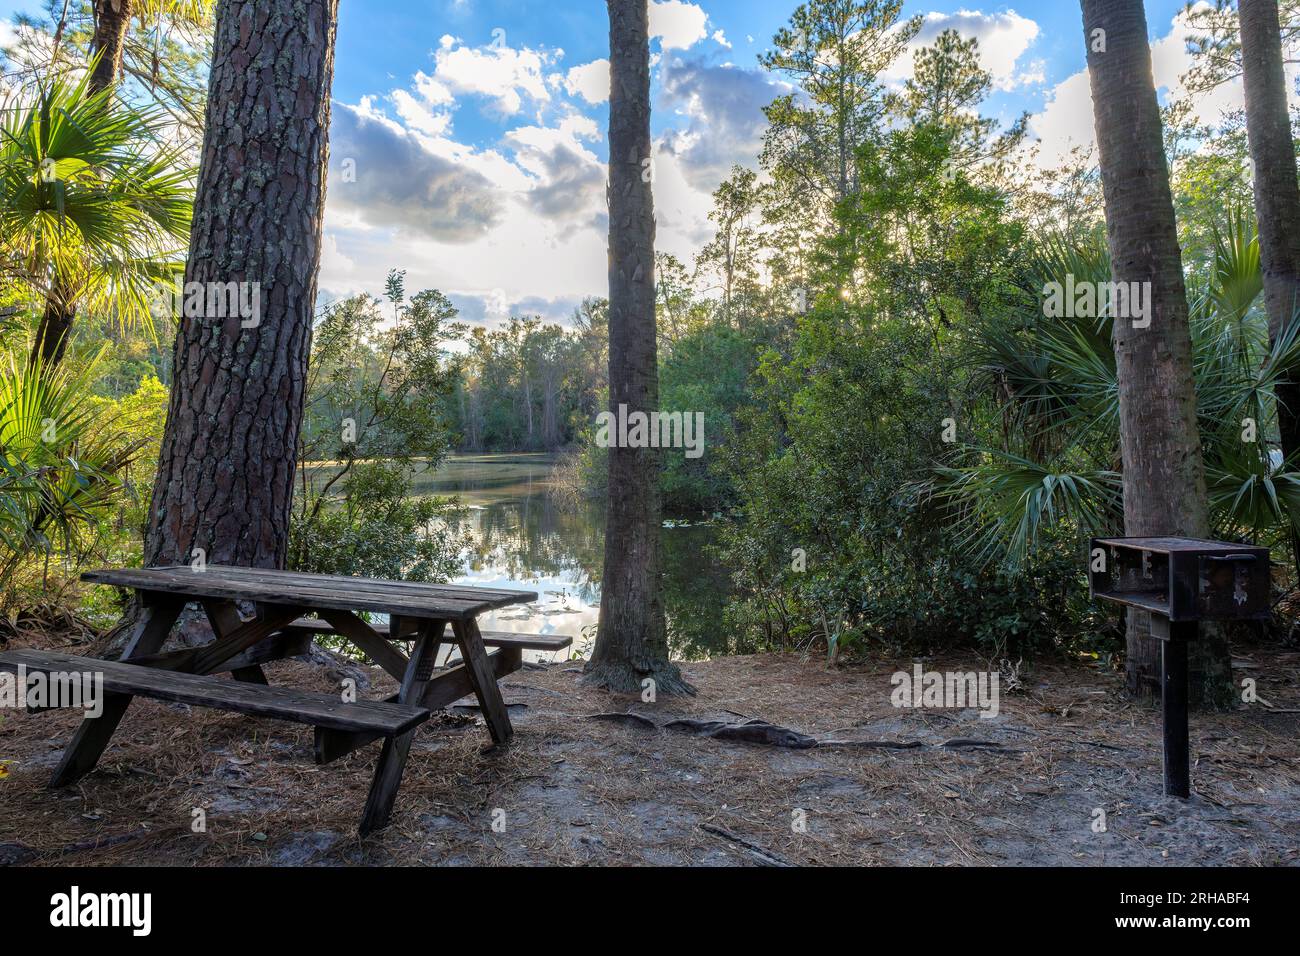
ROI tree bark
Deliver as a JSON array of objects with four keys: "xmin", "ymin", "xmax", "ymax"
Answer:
[
  {"xmin": 89, "ymin": 0, "xmax": 134, "ymax": 94},
  {"xmin": 1240, "ymin": 0, "xmax": 1300, "ymax": 576},
  {"xmin": 583, "ymin": 0, "xmax": 692, "ymax": 695},
  {"xmin": 29, "ymin": 288, "xmax": 75, "ymax": 366},
  {"xmin": 144, "ymin": 0, "xmax": 338, "ymax": 571},
  {"xmin": 1081, "ymin": 0, "xmax": 1232, "ymax": 707},
  {"xmin": 29, "ymin": 0, "xmax": 134, "ymax": 367}
]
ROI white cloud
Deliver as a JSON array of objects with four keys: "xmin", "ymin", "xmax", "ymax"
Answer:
[
  {"xmin": 390, "ymin": 87, "xmax": 453, "ymax": 136},
  {"xmin": 328, "ymin": 101, "xmax": 504, "ymax": 243},
  {"xmin": 712, "ymin": 29, "xmax": 731, "ymax": 50},
  {"xmin": 651, "ymin": 146, "xmax": 718, "ymax": 255},
  {"xmin": 884, "ymin": 9, "xmax": 1042, "ymax": 93},
  {"xmin": 412, "ymin": 70, "xmax": 454, "ymax": 108},
  {"xmin": 1028, "ymin": 68, "xmax": 1093, "ymax": 169},
  {"xmin": 322, "ymin": 86, "xmax": 610, "ymax": 324},
  {"xmin": 564, "ymin": 59, "xmax": 609, "ymax": 104},
  {"xmin": 505, "ymin": 114, "xmax": 606, "ymax": 231},
  {"xmin": 1028, "ymin": 6, "xmax": 1300, "ymax": 169},
  {"xmin": 658, "ymin": 54, "xmax": 787, "ymax": 192},
  {"xmin": 317, "ymin": 233, "xmax": 364, "ymax": 302},
  {"xmin": 650, "ymin": 1, "xmax": 709, "ymax": 51},
  {"xmin": 425, "ymin": 33, "xmax": 554, "ymax": 116},
  {"xmin": 314, "ymin": 7, "xmax": 782, "ymax": 327}
]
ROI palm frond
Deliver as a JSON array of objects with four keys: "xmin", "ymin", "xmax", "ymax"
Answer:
[
  {"xmin": 0, "ymin": 346, "xmax": 146, "ymax": 589},
  {"xmin": 0, "ymin": 73, "xmax": 195, "ymax": 345},
  {"xmin": 933, "ymin": 449, "xmax": 1121, "ymax": 570}
]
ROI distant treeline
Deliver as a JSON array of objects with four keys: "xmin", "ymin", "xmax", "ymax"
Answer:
[{"xmin": 448, "ymin": 303, "xmax": 607, "ymax": 454}]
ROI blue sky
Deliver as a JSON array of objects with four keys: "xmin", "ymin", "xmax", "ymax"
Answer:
[
  {"xmin": 331, "ymin": 0, "xmax": 1187, "ymax": 150},
  {"xmin": 0, "ymin": 1, "xmax": 1235, "ymax": 325}
]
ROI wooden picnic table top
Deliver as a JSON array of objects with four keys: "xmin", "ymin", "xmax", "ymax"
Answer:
[{"xmin": 81, "ymin": 565, "xmax": 538, "ymax": 621}]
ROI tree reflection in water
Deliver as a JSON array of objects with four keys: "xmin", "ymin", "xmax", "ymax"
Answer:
[{"xmin": 413, "ymin": 454, "xmax": 734, "ymax": 660}]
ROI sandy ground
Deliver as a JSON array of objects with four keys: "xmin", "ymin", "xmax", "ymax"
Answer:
[{"xmin": 1, "ymin": 641, "xmax": 1298, "ymax": 866}]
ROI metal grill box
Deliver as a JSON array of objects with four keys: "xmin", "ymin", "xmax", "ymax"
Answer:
[{"xmin": 1088, "ymin": 537, "xmax": 1270, "ymax": 622}]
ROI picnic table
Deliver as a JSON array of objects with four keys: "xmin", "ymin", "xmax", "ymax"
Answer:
[{"xmin": 0, "ymin": 565, "xmax": 572, "ymax": 835}]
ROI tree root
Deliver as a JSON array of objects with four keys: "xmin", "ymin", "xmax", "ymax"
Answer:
[
  {"xmin": 818, "ymin": 739, "xmax": 925, "ymax": 750},
  {"xmin": 576, "ymin": 712, "xmax": 1019, "ymax": 755},
  {"xmin": 940, "ymin": 738, "xmax": 1016, "ymax": 751},
  {"xmin": 581, "ymin": 712, "xmax": 658, "ymax": 730},
  {"xmin": 664, "ymin": 718, "xmax": 817, "ymax": 749},
  {"xmin": 578, "ymin": 659, "xmax": 697, "ymax": 696}
]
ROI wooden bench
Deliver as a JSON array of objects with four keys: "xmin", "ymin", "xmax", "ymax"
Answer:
[
  {"xmin": 279, "ymin": 617, "xmax": 574, "ymax": 654},
  {"xmin": 0, "ymin": 649, "xmax": 431, "ymax": 736}
]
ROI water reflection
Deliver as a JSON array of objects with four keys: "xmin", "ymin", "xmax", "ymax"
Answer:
[{"xmin": 414, "ymin": 454, "xmax": 732, "ymax": 660}]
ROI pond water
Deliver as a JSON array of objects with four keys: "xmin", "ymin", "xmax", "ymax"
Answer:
[{"xmin": 410, "ymin": 453, "xmax": 734, "ymax": 660}]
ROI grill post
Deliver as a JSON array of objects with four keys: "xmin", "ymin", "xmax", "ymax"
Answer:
[
  {"xmin": 1159, "ymin": 622, "xmax": 1193, "ymax": 798},
  {"xmin": 1150, "ymin": 614, "xmax": 1191, "ymax": 798}
]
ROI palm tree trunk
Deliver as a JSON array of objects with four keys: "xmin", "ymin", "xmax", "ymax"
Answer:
[
  {"xmin": 1240, "ymin": 0, "xmax": 1300, "ymax": 577},
  {"xmin": 144, "ymin": 0, "xmax": 338, "ymax": 571},
  {"xmin": 1082, "ymin": 0, "xmax": 1231, "ymax": 707},
  {"xmin": 89, "ymin": 0, "xmax": 134, "ymax": 94},
  {"xmin": 29, "ymin": 291, "xmax": 75, "ymax": 366},
  {"xmin": 29, "ymin": 0, "xmax": 134, "ymax": 368},
  {"xmin": 584, "ymin": 0, "xmax": 691, "ymax": 695}
]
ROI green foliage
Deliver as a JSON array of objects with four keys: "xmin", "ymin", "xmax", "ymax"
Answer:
[
  {"xmin": 1, "ymin": 0, "xmax": 216, "ymax": 156},
  {"xmin": 714, "ymin": 11, "xmax": 1095, "ymax": 660},
  {"xmin": 299, "ymin": 271, "xmax": 458, "ymax": 489},
  {"xmin": 0, "ymin": 71, "xmax": 194, "ymax": 346},
  {"xmin": 452, "ymin": 316, "xmax": 589, "ymax": 452},
  {"xmin": 759, "ymin": 0, "xmax": 920, "ymax": 219},
  {"xmin": 658, "ymin": 323, "xmax": 761, "ymax": 512},
  {"xmin": 0, "ymin": 347, "xmax": 145, "ymax": 598},
  {"xmin": 86, "ymin": 373, "xmax": 168, "ymax": 537},
  {"xmin": 293, "ymin": 270, "xmax": 468, "ymax": 583},
  {"xmin": 288, "ymin": 460, "xmax": 468, "ymax": 583},
  {"xmin": 898, "ymin": 28, "xmax": 1027, "ymax": 173},
  {"xmin": 938, "ymin": 203, "xmax": 1300, "ymax": 576}
]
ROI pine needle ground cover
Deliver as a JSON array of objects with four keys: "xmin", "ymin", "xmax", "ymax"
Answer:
[{"xmin": 1, "ymin": 636, "xmax": 1296, "ymax": 867}]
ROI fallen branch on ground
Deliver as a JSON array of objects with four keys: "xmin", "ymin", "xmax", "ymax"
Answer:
[{"xmin": 699, "ymin": 823, "xmax": 793, "ymax": 867}]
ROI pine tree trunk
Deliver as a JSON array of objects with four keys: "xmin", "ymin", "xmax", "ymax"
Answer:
[
  {"xmin": 1240, "ymin": 0, "xmax": 1300, "ymax": 576},
  {"xmin": 1081, "ymin": 0, "xmax": 1232, "ymax": 707},
  {"xmin": 584, "ymin": 0, "xmax": 691, "ymax": 695},
  {"xmin": 143, "ymin": 0, "xmax": 339, "ymax": 571}
]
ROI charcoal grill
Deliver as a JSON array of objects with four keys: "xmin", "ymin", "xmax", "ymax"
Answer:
[{"xmin": 1089, "ymin": 536, "xmax": 1270, "ymax": 797}]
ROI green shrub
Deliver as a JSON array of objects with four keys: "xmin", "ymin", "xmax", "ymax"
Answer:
[{"xmin": 289, "ymin": 460, "xmax": 469, "ymax": 583}]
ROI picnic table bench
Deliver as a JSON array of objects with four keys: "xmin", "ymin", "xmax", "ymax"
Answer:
[{"xmin": 0, "ymin": 565, "xmax": 572, "ymax": 835}]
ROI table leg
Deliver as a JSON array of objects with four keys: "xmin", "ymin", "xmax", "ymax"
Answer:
[
  {"xmin": 49, "ymin": 597, "xmax": 184, "ymax": 788},
  {"xmin": 318, "ymin": 608, "xmax": 410, "ymax": 681},
  {"xmin": 452, "ymin": 618, "xmax": 513, "ymax": 746},
  {"xmin": 203, "ymin": 600, "xmax": 269, "ymax": 684},
  {"xmin": 139, "ymin": 605, "xmax": 302, "ymax": 675},
  {"xmin": 359, "ymin": 620, "xmax": 442, "ymax": 836}
]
